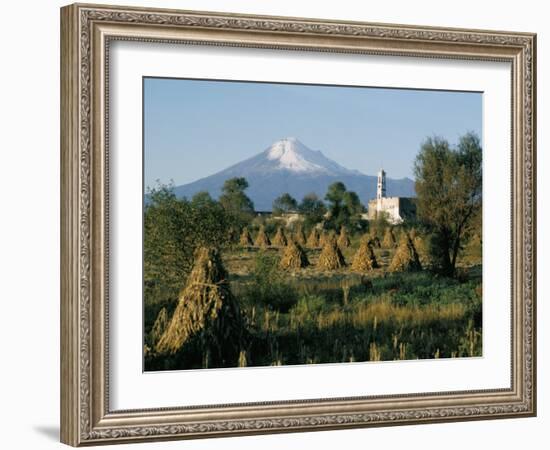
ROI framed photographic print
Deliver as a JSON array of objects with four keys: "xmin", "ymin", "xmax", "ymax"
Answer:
[{"xmin": 60, "ymin": 3, "xmax": 537, "ymax": 446}]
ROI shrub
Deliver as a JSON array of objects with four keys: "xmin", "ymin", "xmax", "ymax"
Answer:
[{"xmin": 243, "ymin": 252, "xmax": 297, "ymax": 312}]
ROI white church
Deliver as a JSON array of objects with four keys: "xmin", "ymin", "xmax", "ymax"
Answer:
[{"xmin": 367, "ymin": 169, "xmax": 416, "ymax": 224}]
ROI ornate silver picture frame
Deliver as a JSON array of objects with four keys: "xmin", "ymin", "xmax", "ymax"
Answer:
[{"xmin": 60, "ymin": 3, "xmax": 536, "ymax": 446}]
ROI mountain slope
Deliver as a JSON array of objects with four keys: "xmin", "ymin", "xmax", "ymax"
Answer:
[{"xmin": 172, "ymin": 138, "xmax": 415, "ymax": 211}]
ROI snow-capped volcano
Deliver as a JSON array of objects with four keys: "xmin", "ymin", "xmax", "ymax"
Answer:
[
  {"xmin": 264, "ymin": 137, "xmax": 357, "ymax": 175},
  {"xmin": 172, "ymin": 138, "xmax": 415, "ymax": 211},
  {"xmin": 214, "ymin": 137, "xmax": 360, "ymax": 177}
]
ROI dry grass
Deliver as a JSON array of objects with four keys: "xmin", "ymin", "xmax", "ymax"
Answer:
[
  {"xmin": 281, "ymin": 291, "xmax": 477, "ymax": 363},
  {"xmin": 255, "ymin": 225, "xmax": 271, "ymax": 248},
  {"xmin": 294, "ymin": 226, "xmax": 307, "ymax": 245},
  {"xmin": 319, "ymin": 230, "xmax": 329, "ymax": 247},
  {"xmin": 389, "ymin": 234, "xmax": 422, "ymax": 272},
  {"xmin": 156, "ymin": 247, "xmax": 245, "ymax": 358},
  {"xmin": 239, "ymin": 227, "xmax": 253, "ymax": 246},
  {"xmin": 272, "ymin": 227, "xmax": 288, "ymax": 247},
  {"xmin": 280, "ymin": 239, "xmax": 310, "ymax": 269},
  {"xmin": 150, "ymin": 307, "xmax": 168, "ymax": 346},
  {"xmin": 351, "ymin": 239, "xmax": 378, "ymax": 272},
  {"xmin": 409, "ymin": 228, "xmax": 429, "ymax": 265},
  {"xmin": 347, "ymin": 300, "xmax": 466, "ymax": 329},
  {"xmin": 306, "ymin": 228, "xmax": 320, "ymax": 248},
  {"xmin": 368, "ymin": 232, "xmax": 381, "ymax": 248},
  {"xmin": 382, "ymin": 228, "xmax": 396, "ymax": 248},
  {"xmin": 318, "ymin": 235, "xmax": 346, "ymax": 270},
  {"xmin": 337, "ymin": 226, "xmax": 351, "ymax": 248}
]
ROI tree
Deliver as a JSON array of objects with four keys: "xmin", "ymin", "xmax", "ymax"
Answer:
[
  {"xmin": 272, "ymin": 193, "xmax": 298, "ymax": 215},
  {"xmin": 190, "ymin": 191, "xmax": 216, "ymax": 209},
  {"xmin": 144, "ymin": 183, "xmax": 233, "ymax": 310},
  {"xmin": 342, "ymin": 190, "xmax": 363, "ymax": 216},
  {"xmin": 325, "ymin": 182, "xmax": 365, "ymax": 231},
  {"xmin": 414, "ymin": 132, "xmax": 482, "ymax": 276},
  {"xmin": 218, "ymin": 177, "xmax": 255, "ymax": 227},
  {"xmin": 298, "ymin": 193, "xmax": 327, "ymax": 229},
  {"xmin": 144, "ymin": 184, "xmax": 188, "ymax": 305},
  {"xmin": 342, "ymin": 191, "xmax": 366, "ymax": 232},
  {"xmin": 325, "ymin": 182, "xmax": 346, "ymax": 209}
]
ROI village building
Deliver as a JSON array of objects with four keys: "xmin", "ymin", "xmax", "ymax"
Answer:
[
  {"xmin": 367, "ymin": 169, "xmax": 416, "ymax": 224},
  {"xmin": 256, "ymin": 210, "xmax": 303, "ymax": 226}
]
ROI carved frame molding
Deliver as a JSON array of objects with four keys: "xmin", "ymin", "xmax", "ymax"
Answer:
[{"xmin": 60, "ymin": 3, "xmax": 536, "ymax": 446}]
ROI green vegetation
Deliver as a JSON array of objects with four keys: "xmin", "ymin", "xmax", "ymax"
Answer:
[
  {"xmin": 414, "ymin": 133, "xmax": 482, "ymax": 276},
  {"xmin": 238, "ymin": 269, "xmax": 482, "ymax": 366},
  {"xmin": 146, "ymin": 241, "xmax": 481, "ymax": 369},
  {"xmin": 298, "ymin": 193, "xmax": 327, "ymax": 230},
  {"xmin": 324, "ymin": 182, "xmax": 366, "ymax": 232},
  {"xmin": 272, "ymin": 193, "xmax": 298, "ymax": 215},
  {"xmin": 219, "ymin": 177, "xmax": 255, "ymax": 228},
  {"xmin": 144, "ymin": 184, "xmax": 233, "ymax": 313},
  {"xmin": 144, "ymin": 133, "xmax": 483, "ymax": 371},
  {"xmin": 144, "ymin": 224, "xmax": 482, "ymax": 370}
]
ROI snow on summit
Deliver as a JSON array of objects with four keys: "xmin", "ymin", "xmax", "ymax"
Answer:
[
  {"xmin": 173, "ymin": 136, "xmax": 416, "ymax": 211},
  {"xmin": 264, "ymin": 137, "xmax": 356, "ymax": 175},
  {"xmin": 266, "ymin": 138, "xmax": 326, "ymax": 173}
]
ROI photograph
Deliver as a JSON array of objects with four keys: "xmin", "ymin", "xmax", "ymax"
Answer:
[{"xmin": 143, "ymin": 78, "xmax": 483, "ymax": 371}]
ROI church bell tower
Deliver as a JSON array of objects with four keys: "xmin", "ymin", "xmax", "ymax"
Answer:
[{"xmin": 377, "ymin": 169, "xmax": 386, "ymax": 200}]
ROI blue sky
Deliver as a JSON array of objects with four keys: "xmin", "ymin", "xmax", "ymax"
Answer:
[{"xmin": 144, "ymin": 77, "xmax": 482, "ymax": 189}]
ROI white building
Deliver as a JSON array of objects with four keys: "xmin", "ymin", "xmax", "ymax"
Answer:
[{"xmin": 367, "ymin": 169, "xmax": 416, "ymax": 224}]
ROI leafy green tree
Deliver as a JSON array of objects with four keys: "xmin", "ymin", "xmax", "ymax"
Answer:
[
  {"xmin": 324, "ymin": 182, "xmax": 346, "ymax": 229},
  {"xmin": 414, "ymin": 132, "xmax": 482, "ymax": 276},
  {"xmin": 272, "ymin": 193, "xmax": 298, "ymax": 215},
  {"xmin": 342, "ymin": 191, "xmax": 363, "ymax": 215},
  {"xmin": 190, "ymin": 191, "xmax": 217, "ymax": 209},
  {"xmin": 218, "ymin": 177, "xmax": 255, "ymax": 227},
  {"xmin": 144, "ymin": 184, "xmax": 187, "ymax": 306},
  {"xmin": 298, "ymin": 193, "xmax": 327, "ymax": 230},
  {"xmin": 324, "ymin": 182, "xmax": 365, "ymax": 231},
  {"xmin": 325, "ymin": 182, "xmax": 346, "ymax": 208},
  {"xmin": 144, "ymin": 183, "xmax": 233, "ymax": 310}
]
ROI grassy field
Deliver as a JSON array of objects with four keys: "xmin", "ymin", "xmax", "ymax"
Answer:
[{"xmin": 144, "ymin": 233, "xmax": 482, "ymax": 370}]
